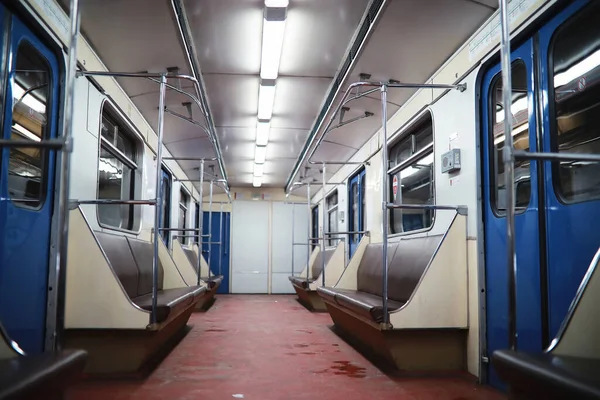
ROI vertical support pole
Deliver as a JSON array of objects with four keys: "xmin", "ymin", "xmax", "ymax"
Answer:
[
  {"xmin": 307, "ymin": 183, "xmax": 311, "ymax": 282},
  {"xmin": 291, "ymin": 202, "xmax": 296, "ymax": 275},
  {"xmin": 321, "ymin": 163, "xmax": 327, "ymax": 286},
  {"xmin": 53, "ymin": 0, "xmax": 81, "ymax": 350},
  {"xmin": 499, "ymin": 0, "xmax": 517, "ymax": 350},
  {"xmin": 151, "ymin": 74, "xmax": 167, "ymax": 325},
  {"xmin": 219, "ymin": 202, "xmax": 224, "ymax": 276},
  {"xmin": 381, "ymin": 84, "xmax": 390, "ymax": 325},
  {"xmin": 196, "ymin": 159, "xmax": 204, "ymax": 285},
  {"xmin": 208, "ymin": 180, "xmax": 214, "ymax": 279}
]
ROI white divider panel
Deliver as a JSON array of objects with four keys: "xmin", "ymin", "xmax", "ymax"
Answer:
[
  {"xmin": 271, "ymin": 203, "xmax": 308, "ymax": 294},
  {"xmin": 231, "ymin": 201, "xmax": 269, "ymax": 293}
]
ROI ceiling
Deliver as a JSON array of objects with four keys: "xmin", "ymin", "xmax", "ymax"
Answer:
[{"xmin": 63, "ymin": 0, "xmax": 498, "ymax": 193}]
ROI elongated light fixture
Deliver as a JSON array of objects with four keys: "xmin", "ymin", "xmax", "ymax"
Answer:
[
  {"xmin": 254, "ymin": 163, "xmax": 264, "ymax": 176},
  {"xmin": 260, "ymin": 7, "xmax": 287, "ymax": 80},
  {"xmin": 257, "ymin": 82, "xmax": 277, "ymax": 120},
  {"xmin": 256, "ymin": 120, "xmax": 270, "ymax": 146},
  {"xmin": 253, "ymin": 176, "xmax": 262, "ymax": 187},
  {"xmin": 255, "ymin": 146, "xmax": 267, "ymax": 164}
]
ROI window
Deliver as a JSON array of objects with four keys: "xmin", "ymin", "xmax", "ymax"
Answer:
[
  {"xmin": 388, "ymin": 114, "xmax": 435, "ymax": 233},
  {"xmin": 159, "ymin": 167, "xmax": 172, "ymax": 245},
  {"xmin": 179, "ymin": 188, "xmax": 190, "ymax": 244},
  {"xmin": 489, "ymin": 62, "xmax": 531, "ymax": 214},
  {"xmin": 97, "ymin": 106, "xmax": 138, "ymax": 230},
  {"xmin": 311, "ymin": 205, "xmax": 319, "ymax": 250},
  {"xmin": 326, "ymin": 191, "xmax": 338, "ymax": 246},
  {"xmin": 550, "ymin": 5, "xmax": 600, "ymax": 203},
  {"xmin": 9, "ymin": 41, "xmax": 52, "ymax": 208}
]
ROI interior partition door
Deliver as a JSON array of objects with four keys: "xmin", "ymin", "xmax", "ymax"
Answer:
[{"xmin": 231, "ymin": 201, "xmax": 269, "ymax": 293}]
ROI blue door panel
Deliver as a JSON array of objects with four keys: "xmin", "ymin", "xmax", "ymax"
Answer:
[
  {"xmin": 536, "ymin": 0, "xmax": 596, "ymax": 338},
  {"xmin": 202, "ymin": 211, "xmax": 230, "ymax": 294},
  {"xmin": 0, "ymin": 12, "xmax": 59, "ymax": 354},
  {"xmin": 482, "ymin": 39, "xmax": 542, "ymax": 390}
]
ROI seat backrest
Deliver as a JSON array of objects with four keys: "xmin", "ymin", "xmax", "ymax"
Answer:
[
  {"xmin": 182, "ymin": 246, "xmax": 198, "ymax": 268},
  {"xmin": 95, "ymin": 231, "xmax": 139, "ymax": 299},
  {"xmin": 387, "ymin": 235, "xmax": 443, "ymax": 303},
  {"xmin": 357, "ymin": 243, "xmax": 398, "ymax": 297},
  {"xmin": 310, "ymin": 247, "xmax": 337, "ymax": 279},
  {"xmin": 126, "ymin": 237, "xmax": 164, "ymax": 296}
]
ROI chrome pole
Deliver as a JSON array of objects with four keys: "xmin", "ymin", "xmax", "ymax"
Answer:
[
  {"xmin": 381, "ymin": 84, "xmax": 390, "ymax": 326},
  {"xmin": 53, "ymin": 0, "xmax": 81, "ymax": 350},
  {"xmin": 321, "ymin": 162, "xmax": 326, "ymax": 286},
  {"xmin": 499, "ymin": 0, "xmax": 517, "ymax": 350},
  {"xmin": 208, "ymin": 180, "xmax": 214, "ymax": 279},
  {"xmin": 151, "ymin": 74, "xmax": 167, "ymax": 325},
  {"xmin": 219, "ymin": 202, "xmax": 224, "ymax": 276},
  {"xmin": 307, "ymin": 183, "xmax": 311, "ymax": 282},
  {"xmin": 291, "ymin": 202, "xmax": 296, "ymax": 276},
  {"xmin": 197, "ymin": 159, "xmax": 204, "ymax": 285}
]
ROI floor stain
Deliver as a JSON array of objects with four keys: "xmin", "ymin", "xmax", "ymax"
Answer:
[
  {"xmin": 330, "ymin": 361, "xmax": 367, "ymax": 378},
  {"xmin": 296, "ymin": 329, "xmax": 313, "ymax": 334},
  {"xmin": 205, "ymin": 328, "xmax": 227, "ymax": 332},
  {"xmin": 293, "ymin": 343, "xmax": 309, "ymax": 348}
]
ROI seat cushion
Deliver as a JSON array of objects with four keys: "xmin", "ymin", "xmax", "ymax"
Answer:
[
  {"xmin": 334, "ymin": 289, "xmax": 404, "ymax": 323},
  {"xmin": 133, "ymin": 287, "xmax": 197, "ymax": 323},
  {"xmin": 289, "ymin": 276, "xmax": 317, "ymax": 289},
  {"xmin": 493, "ymin": 350, "xmax": 600, "ymax": 400},
  {"xmin": 200, "ymin": 275, "xmax": 223, "ymax": 290},
  {"xmin": 316, "ymin": 286, "xmax": 338, "ymax": 304},
  {"xmin": 0, "ymin": 349, "xmax": 87, "ymax": 399}
]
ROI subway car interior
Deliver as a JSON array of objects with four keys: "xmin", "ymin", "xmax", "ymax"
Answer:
[{"xmin": 0, "ymin": 0, "xmax": 599, "ymax": 398}]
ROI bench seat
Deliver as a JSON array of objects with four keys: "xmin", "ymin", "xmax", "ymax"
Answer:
[
  {"xmin": 288, "ymin": 276, "xmax": 316, "ymax": 289},
  {"xmin": 288, "ymin": 248, "xmax": 335, "ymax": 289},
  {"xmin": 133, "ymin": 286, "xmax": 207, "ymax": 323},
  {"xmin": 200, "ymin": 275, "xmax": 223, "ymax": 290},
  {"xmin": 0, "ymin": 349, "xmax": 87, "ymax": 399},
  {"xmin": 317, "ymin": 287, "xmax": 404, "ymax": 323},
  {"xmin": 493, "ymin": 350, "xmax": 600, "ymax": 400}
]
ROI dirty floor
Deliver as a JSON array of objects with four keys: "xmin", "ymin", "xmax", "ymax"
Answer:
[{"xmin": 67, "ymin": 295, "xmax": 506, "ymax": 400}]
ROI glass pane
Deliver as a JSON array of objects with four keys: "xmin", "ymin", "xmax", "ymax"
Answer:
[
  {"xmin": 160, "ymin": 171, "xmax": 171, "ymax": 242},
  {"xmin": 552, "ymin": 5, "xmax": 600, "ymax": 203},
  {"xmin": 390, "ymin": 151, "xmax": 434, "ymax": 233},
  {"xmin": 98, "ymin": 147, "xmax": 134, "ymax": 229},
  {"xmin": 360, "ymin": 174, "xmax": 365, "ymax": 230},
  {"xmin": 101, "ymin": 115, "xmax": 115, "ymax": 143},
  {"xmin": 9, "ymin": 41, "xmax": 51, "ymax": 208},
  {"xmin": 491, "ymin": 62, "xmax": 531, "ymax": 213},
  {"xmin": 351, "ymin": 183, "xmax": 359, "ymax": 233}
]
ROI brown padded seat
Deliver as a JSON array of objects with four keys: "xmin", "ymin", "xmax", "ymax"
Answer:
[
  {"xmin": 317, "ymin": 236, "xmax": 443, "ymax": 324},
  {"xmin": 95, "ymin": 232, "xmax": 206, "ymax": 324},
  {"xmin": 289, "ymin": 248, "xmax": 336, "ymax": 289}
]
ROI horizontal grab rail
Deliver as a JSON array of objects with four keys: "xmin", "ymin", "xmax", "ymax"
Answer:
[
  {"xmin": 324, "ymin": 231, "xmax": 369, "ymax": 236},
  {"xmin": 386, "ymin": 203, "xmax": 467, "ymax": 215},
  {"xmin": 73, "ymin": 199, "xmax": 156, "ymax": 205},
  {"xmin": 514, "ymin": 150, "xmax": 600, "ymax": 163}
]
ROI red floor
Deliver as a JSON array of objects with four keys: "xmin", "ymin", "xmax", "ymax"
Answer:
[{"xmin": 67, "ymin": 295, "xmax": 506, "ymax": 399}]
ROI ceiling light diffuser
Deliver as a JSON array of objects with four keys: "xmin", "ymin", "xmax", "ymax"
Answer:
[
  {"xmin": 256, "ymin": 121, "xmax": 271, "ymax": 146},
  {"xmin": 260, "ymin": 19, "xmax": 286, "ymax": 79},
  {"xmin": 255, "ymin": 146, "xmax": 267, "ymax": 164},
  {"xmin": 257, "ymin": 84, "xmax": 277, "ymax": 120},
  {"xmin": 254, "ymin": 163, "xmax": 264, "ymax": 177},
  {"xmin": 265, "ymin": 0, "xmax": 289, "ymax": 7},
  {"xmin": 253, "ymin": 176, "xmax": 262, "ymax": 187}
]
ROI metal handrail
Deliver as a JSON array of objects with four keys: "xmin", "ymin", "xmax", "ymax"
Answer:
[
  {"xmin": 386, "ymin": 203, "xmax": 468, "ymax": 215},
  {"xmin": 74, "ymin": 199, "xmax": 157, "ymax": 205}
]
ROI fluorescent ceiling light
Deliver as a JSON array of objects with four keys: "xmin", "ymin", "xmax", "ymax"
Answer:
[
  {"xmin": 260, "ymin": 19, "xmax": 286, "ymax": 79},
  {"xmin": 255, "ymin": 146, "xmax": 267, "ymax": 164},
  {"xmin": 265, "ymin": 0, "xmax": 289, "ymax": 6},
  {"xmin": 253, "ymin": 176, "xmax": 262, "ymax": 187},
  {"xmin": 400, "ymin": 153, "xmax": 434, "ymax": 180},
  {"xmin": 13, "ymin": 123, "xmax": 41, "ymax": 142},
  {"xmin": 258, "ymin": 84, "xmax": 276, "ymax": 120},
  {"xmin": 256, "ymin": 121, "xmax": 271, "ymax": 146},
  {"xmin": 254, "ymin": 163, "xmax": 264, "ymax": 177},
  {"xmin": 554, "ymin": 48, "xmax": 600, "ymax": 88}
]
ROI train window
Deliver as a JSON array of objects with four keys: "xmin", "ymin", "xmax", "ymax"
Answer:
[
  {"xmin": 388, "ymin": 114, "xmax": 434, "ymax": 234},
  {"xmin": 326, "ymin": 191, "xmax": 339, "ymax": 246},
  {"xmin": 489, "ymin": 62, "xmax": 531, "ymax": 215},
  {"xmin": 9, "ymin": 41, "xmax": 51, "ymax": 209},
  {"xmin": 550, "ymin": 5, "xmax": 600, "ymax": 204},
  {"xmin": 97, "ymin": 106, "xmax": 138, "ymax": 230},
  {"xmin": 179, "ymin": 188, "xmax": 190, "ymax": 244},
  {"xmin": 159, "ymin": 166, "xmax": 172, "ymax": 246}
]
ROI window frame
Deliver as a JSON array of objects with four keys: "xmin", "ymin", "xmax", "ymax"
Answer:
[
  {"xmin": 178, "ymin": 187, "xmax": 190, "ymax": 244},
  {"xmin": 325, "ymin": 189, "xmax": 339, "ymax": 247},
  {"xmin": 387, "ymin": 111, "xmax": 436, "ymax": 236},
  {"xmin": 95, "ymin": 101, "xmax": 141, "ymax": 233},
  {"xmin": 547, "ymin": 4, "xmax": 600, "ymax": 206},
  {"xmin": 7, "ymin": 38, "xmax": 54, "ymax": 211},
  {"xmin": 311, "ymin": 205, "xmax": 319, "ymax": 250}
]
